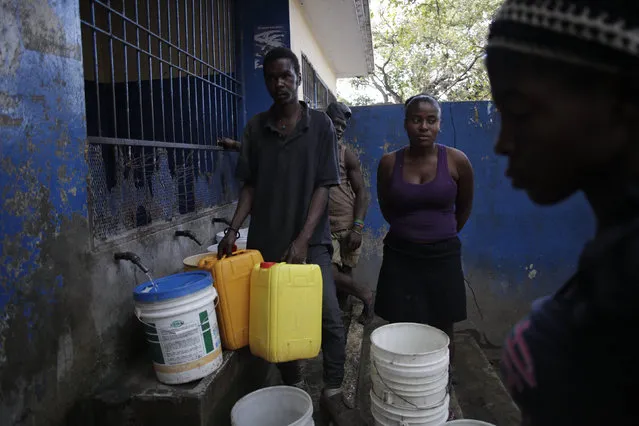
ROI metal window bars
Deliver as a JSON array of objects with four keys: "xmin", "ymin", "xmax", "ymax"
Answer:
[
  {"xmin": 301, "ymin": 53, "xmax": 335, "ymax": 111},
  {"xmin": 80, "ymin": 0, "xmax": 241, "ymax": 244}
]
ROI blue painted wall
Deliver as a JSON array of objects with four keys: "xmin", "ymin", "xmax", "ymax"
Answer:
[
  {"xmin": 238, "ymin": 0, "xmax": 291, "ymax": 121},
  {"xmin": 0, "ymin": 0, "xmax": 245, "ymax": 423},
  {"xmin": 344, "ymin": 102, "xmax": 596, "ymax": 341},
  {"xmin": 0, "ymin": 0, "xmax": 91, "ymax": 422}
]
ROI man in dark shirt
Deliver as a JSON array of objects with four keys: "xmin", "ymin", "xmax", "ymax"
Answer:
[{"xmin": 218, "ymin": 47, "xmax": 347, "ymax": 421}]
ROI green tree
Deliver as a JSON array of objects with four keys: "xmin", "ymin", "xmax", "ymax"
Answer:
[{"xmin": 347, "ymin": 0, "xmax": 501, "ymax": 104}]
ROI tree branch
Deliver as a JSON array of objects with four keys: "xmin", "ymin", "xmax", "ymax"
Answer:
[
  {"xmin": 375, "ymin": 64, "xmax": 403, "ymax": 104},
  {"xmin": 440, "ymin": 53, "xmax": 483, "ymax": 96}
]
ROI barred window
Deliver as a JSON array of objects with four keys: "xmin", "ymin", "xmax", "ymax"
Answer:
[
  {"xmin": 80, "ymin": 0, "xmax": 241, "ymax": 245},
  {"xmin": 301, "ymin": 53, "xmax": 335, "ymax": 110}
]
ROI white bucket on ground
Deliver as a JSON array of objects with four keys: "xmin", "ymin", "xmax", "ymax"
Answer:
[
  {"xmin": 373, "ymin": 353, "xmax": 449, "ymax": 382},
  {"xmin": 445, "ymin": 421, "xmax": 496, "ymax": 425},
  {"xmin": 231, "ymin": 386, "xmax": 314, "ymax": 426},
  {"xmin": 370, "ymin": 323, "xmax": 451, "ymax": 416},
  {"xmin": 371, "ymin": 323, "xmax": 450, "ymax": 366},
  {"xmin": 133, "ymin": 272, "xmax": 223, "ymax": 384},
  {"xmin": 371, "ymin": 390, "xmax": 449, "ymax": 426},
  {"xmin": 371, "ymin": 368, "xmax": 448, "ymax": 409}
]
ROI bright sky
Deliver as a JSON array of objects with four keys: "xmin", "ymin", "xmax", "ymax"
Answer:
[{"xmin": 336, "ymin": 0, "xmax": 384, "ymax": 104}]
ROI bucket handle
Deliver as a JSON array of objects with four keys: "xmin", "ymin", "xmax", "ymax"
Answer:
[
  {"xmin": 373, "ymin": 361, "xmax": 443, "ymax": 411},
  {"xmin": 134, "ymin": 296, "xmax": 219, "ymax": 335}
]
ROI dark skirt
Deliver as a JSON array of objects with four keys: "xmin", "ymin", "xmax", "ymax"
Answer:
[{"xmin": 374, "ymin": 235, "xmax": 467, "ymax": 326}]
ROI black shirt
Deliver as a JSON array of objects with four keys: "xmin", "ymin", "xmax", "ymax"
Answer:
[
  {"xmin": 501, "ymin": 188, "xmax": 639, "ymax": 425},
  {"xmin": 236, "ymin": 102, "xmax": 340, "ymax": 262}
]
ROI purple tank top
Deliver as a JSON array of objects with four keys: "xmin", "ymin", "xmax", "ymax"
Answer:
[{"xmin": 386, "ymin": 145, "xmax": 458, "ymax": 243}]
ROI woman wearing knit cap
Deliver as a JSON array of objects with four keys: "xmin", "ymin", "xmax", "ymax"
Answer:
[{"xmin": 486, "ymin": 1, "xmax": 639, "ymax": 424}]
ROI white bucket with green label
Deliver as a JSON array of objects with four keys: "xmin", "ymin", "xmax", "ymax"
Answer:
[{"xmin": 133, "ymin": 271, "xmax": 223, "ymax": 384}]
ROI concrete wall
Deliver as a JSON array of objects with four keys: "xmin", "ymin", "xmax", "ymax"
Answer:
[
  {"xmin": 289, "ymin": 0, "xmax": 337, "ymax": 95},
  {"xmin": 0, "ymin": 1, "xmax": 239, "ymax": 424},
  {"xmin": 344, "ymin": 103, "xmax": 595, "ymax": 343}
]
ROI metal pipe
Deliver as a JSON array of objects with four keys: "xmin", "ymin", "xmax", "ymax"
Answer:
[
  {"xmin": 122, "ymin": 1, "xmax": 131, "ymax": 139},
  {"xmin": 146, "ymin": 0, "xmax": 155, "ymax": 141},
  {"xmin": 184, "ymin": 0, "xmax": 194, "ymax": 146},
  {"xmin": 92, "ymin": 0, "xmax": 241, "ymax": 84},
  {"xmin": 106, "ymin": 6, "xmax": 118, "ymax": 137},
  {"xmin": 211, "ymin": 217, "xmax": 231, "ymax": 226},
  {"xmin": 88, "ymin": 136, "xmax": 224, "ymax": 151},
  {"xmin": 90, "ymin": 1, "xmax": 102, "ymax": 136},
  {"xmin": 134, "ymin": 0, "xmax": 145, "ymax": 140},
  {"xmin": 114, "ymin": 251, "xmax": 150, "ymax": 273},
  {"xmin": 78, "ymin": 21, "xmax": 242, "ymax": 97},
  {"xmin": 174, "ymin": 229, "xmax": 202, "ymax": 246}
]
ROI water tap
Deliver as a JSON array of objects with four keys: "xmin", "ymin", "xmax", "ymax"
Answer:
[
  {"xmin": 174, "ymin": 230, "xmax": 203, "ymax": 246},
  {"xmin": 114, "ymin": 252, "xmax": 150, "ymax": 274},
  {"xmin": 211, "ymin": 217, "xmax": 232, "ymax": 227}
]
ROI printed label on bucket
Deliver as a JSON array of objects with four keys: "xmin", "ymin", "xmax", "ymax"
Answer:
[{"xmin": 144, "ymin": 307, "xmax": 221, "ymax": 366}]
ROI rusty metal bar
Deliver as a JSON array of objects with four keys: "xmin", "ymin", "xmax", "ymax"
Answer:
[
  {"xmin": 107, "ymin": 5, "xmax": 118, "ymax": 137},
  {"xmin": 92, "ymin": 0, "xmax": 241, "ymax": 84},
  {"xmin": 90, "ymin": 1, "xmax": 102, "ymax": 136},
  {"xmin": 122, "ymin": 1, "xmax": 131, "ymax": 139},
  {"xmin": 88, "ymin": 136, "xmax": 224, "ymax": 151},
  {"xmin": 146, "ymin": 0, "xmax": 155, "ymax": 141}
]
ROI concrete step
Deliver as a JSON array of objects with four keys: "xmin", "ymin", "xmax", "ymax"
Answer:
[
  {"xmin": 453, "ymin": 331, "xmax": 521, "ymax": 426},
  {"xmin": 70, "ymin": 348, "xmax": 273, "ymax": 426}
]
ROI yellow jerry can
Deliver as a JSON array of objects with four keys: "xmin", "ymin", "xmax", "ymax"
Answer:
[
  {"xmin": 249, "ymin": 262, "xmax": 323, "ymax": 363},
  {"xmin": 203, "ymin": 250, "xmax": 263, "ymax": 350}
]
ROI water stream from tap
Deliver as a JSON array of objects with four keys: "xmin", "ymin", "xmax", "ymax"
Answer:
[{"xmin": 145, "ymin": 272, "xmax": 158, "ymax": 292}]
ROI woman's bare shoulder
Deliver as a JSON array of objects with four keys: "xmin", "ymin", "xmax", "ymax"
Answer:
[
  {"xmin": 378, "ymin": 149, "xmax": 399, "ymax": 179},
  {"xmin": 445, "ymin": 146, "xmax": 471, "ymax": 166},
  {"xmin": 380, "ymin": 148, "xmax": 402, "ymax": 166}
]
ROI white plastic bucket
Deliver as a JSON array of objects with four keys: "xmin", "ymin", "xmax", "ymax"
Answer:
[
  {"xmin": 231, "ymin": 386, "xmax": 314, "ymax": 426},
  {"xmin": 371, "ymin": 368, "xmax": 448, "ymax": 409},
  {"xmin": 371, "ymin": 390, "xmax": 449, "ymax": 426},
  {"xmin": 133, "ymin": 272, "xmax": 223, "ymax": 384},
  {"xmin": 370, "ymin": 323, "xmax": 450, "ymax": 413},
  {"xmin": 445, "ymin": 421, "xmax": 496, "ymax": 426},
  {"xmin": 370, "ymin": 323, "xmax": 450, "ymax": 366},
  {"xmin": 373, "ymin": 352, "xmax": 449, "ymax": 382}
]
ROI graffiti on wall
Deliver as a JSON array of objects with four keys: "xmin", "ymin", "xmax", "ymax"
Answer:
[{"xmin": 253, "ymin": 25, "xmax": 288, "ymax": 69}]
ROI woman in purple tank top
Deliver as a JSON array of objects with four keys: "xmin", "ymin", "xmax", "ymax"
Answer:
[{"xmin": 375, "ymin": 94, "xmax": 474, "ymax": 362}]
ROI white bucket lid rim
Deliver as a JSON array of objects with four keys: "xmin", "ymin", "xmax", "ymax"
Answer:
[
  {"xmin": 371, "ymin": 322, "xmax": 450, "ymax": 356},
  {"xmin": 231, "ymin": 386, "xmax": 312, "ymax": 425},
  {"xmin": 133, "ymin": 271, "xmax": 213, "ymax": 303}
]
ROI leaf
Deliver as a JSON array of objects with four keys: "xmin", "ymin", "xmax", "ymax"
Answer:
[{"xmin": 342, "ymin": 0, "xmax": 501, "ymax": 104}]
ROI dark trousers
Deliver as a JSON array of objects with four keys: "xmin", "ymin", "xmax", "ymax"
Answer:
[{"xmin": 278, "ymin": 244, "xmax": 346, "ymax": 389}]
